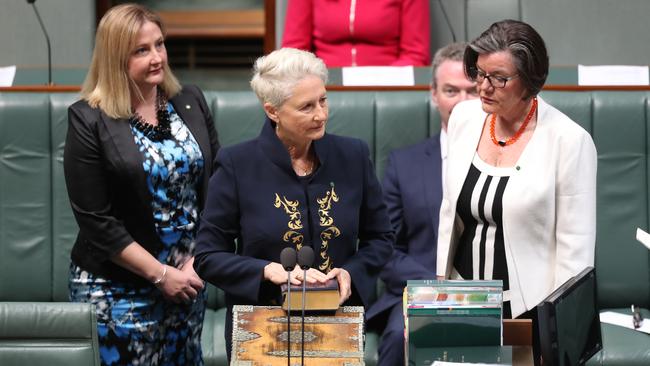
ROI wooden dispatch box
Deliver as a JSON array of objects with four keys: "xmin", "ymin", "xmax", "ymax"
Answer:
[{"xmin": 231, "ymin": 305, "xmax": 365, "ymax": 365}]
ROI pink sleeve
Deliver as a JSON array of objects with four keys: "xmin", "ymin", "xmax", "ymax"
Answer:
[
  {"xmin": 391, "ymin": 0, "xmax": 430, "ymax": 66},
  {"xmin": 281, "ymin": 0, "xmax": 313, "ymax": 51}
]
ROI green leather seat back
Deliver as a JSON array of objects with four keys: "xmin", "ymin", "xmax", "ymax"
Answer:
[
  {"xmin": 51, "ymin": 93, "xmax": 81, "ymax": 302},
  {"xmin": 0, "ymin": 93, "xmax": 80, "ymax": 303},
  {"xmin": 201, "ymin": 307, "xmax": 229, "ymax": 366},
  {"xmin": 0, "ymin": 93, "xmax": 52, "ymax": 301},
  {"xmin": 327, "ymin": 92, "xmax": 376, "ymax": 148},
  {"xmin": 210, "ymin": 91, "xmax": 264, "ymax": 148},
  {"xmin": 375, "ymin": 91, "xmax": 433, "ymax": 179},
  {"xmin": 591, "ymin": 92, "xmax": 650, "ymax": 308},
  {"xmin": 538, "ymin": 92, "xmax": 593, "ymax": 132},
  {"xmin": 542, "ymin": 91, "xmax": 650, "ymax": 309},
  {"xmin": 0, "ymin": 302, "xmax": 100, "ymax": 366}
]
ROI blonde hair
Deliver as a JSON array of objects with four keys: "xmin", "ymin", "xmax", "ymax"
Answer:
[
  {"xmin": 81, "ymin": 3, "xmax": 181, "ymax": 119},
  {"xmin": 250, "ymin": 48, "xmax": 328, "ymax": 108}
]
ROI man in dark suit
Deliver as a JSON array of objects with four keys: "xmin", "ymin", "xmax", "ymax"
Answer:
[{"xmin": 366, "ymin": 43, "xmax": 478, "ymax": 366}]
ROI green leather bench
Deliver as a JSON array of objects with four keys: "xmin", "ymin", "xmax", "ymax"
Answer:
[
  {"xmin": 1, "ymin": 90, "xmax": 649, "ymax": 365},
  {"xmin": 0, "ymin": 302, "xmax": 100, "ymax": 366}
]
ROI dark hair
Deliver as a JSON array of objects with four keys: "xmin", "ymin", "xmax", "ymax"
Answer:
[{"xmin": 464, "ymin": 19, "xmax": 549, "ymax": 97}]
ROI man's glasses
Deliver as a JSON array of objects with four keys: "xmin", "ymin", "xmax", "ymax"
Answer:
[{"xmin": 473, "ymin": 69, "xmax": 518, "ymax": 88}]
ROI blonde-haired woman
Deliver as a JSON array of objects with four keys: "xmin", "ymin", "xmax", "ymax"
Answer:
[{"xmin": 64, "ymin": 3, "xmax": 219, "ymax": 365}]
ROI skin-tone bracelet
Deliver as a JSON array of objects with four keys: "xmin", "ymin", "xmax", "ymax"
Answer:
[{"xmin": 153, "ymin": 265, "xmax": 167, "ymax": 285}]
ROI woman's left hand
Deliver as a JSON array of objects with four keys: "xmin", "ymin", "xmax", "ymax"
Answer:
[{"xmin": 326, "ymin": 268, "xmax": 352, "ymax": 305}]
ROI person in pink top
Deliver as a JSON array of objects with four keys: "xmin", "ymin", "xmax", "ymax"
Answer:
[{"xmin": 282, "ymin": 0, "xmax": 430, "ymax": 67}]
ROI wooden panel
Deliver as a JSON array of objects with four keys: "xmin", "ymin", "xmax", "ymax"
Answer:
[
  {"xmin": 264, "ymin": 0, "xmax": 276, "ymax": 53},
  {"xmin": 158, "ymin": 10, "xmax": 264, "ymax": 39},
  {"xmin": 0, "ymin": 86, "xmax": 80, "ymax": 92},
  {"xmin": 503, "ymin": 319, "xmax": 533, "ymax": 346},
  {"xmin": 3, "ymin": 85, "xmax": 650, "ymax": 93},
  {"xmin": 232, "ymin": 305, "xmax": 364, "ymax": 365},
  {"xmin": 326, "ymin": 85, "xmax": 650, "ymax": 91}
]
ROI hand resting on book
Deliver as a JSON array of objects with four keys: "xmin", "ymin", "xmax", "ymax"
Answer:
[
  {"xmin": 280, "ymin": 269, "xmax": 351, "ymax": 310},
  {"xmin": 263, "ymin": 263, "xmax": 329, "ymax": 286},
  {"xmin": 266, "ymin": 262, "xmax": 351, "ymax": 305},
  {"xmin": 326, "ymin": 268, "xmax": 351, "ymax": 304}
]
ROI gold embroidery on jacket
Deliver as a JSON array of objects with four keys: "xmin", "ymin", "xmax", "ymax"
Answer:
[
  {"xmin": 274, "ymin": 193, "xmax": 303, "ymax": 250},
  {"xmin": 317, "ymin": 186, "xmax": 340, "ymax": 272}
]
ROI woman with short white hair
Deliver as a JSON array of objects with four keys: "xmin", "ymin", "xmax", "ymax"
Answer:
[{"xmin": 194, "ymin": 47, "xmax": 394, "ymax": 359}]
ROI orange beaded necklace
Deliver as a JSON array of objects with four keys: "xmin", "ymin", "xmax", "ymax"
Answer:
[{"xmin": 489, "ymin": 97, "xmax": 538, "ymax": 147}]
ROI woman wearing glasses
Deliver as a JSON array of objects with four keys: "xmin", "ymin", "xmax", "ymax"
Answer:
[{"xmin": 436, "ymin": 19, "xmax": 597, "ymax": 323}]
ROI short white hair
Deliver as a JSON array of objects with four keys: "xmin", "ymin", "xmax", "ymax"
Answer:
[{"xmin": 250, "ymin": 48, "xmax": 328, "ymax": 108}]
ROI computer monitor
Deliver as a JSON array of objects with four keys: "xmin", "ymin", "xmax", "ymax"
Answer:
[{"xmin": 536, "ymin": 267, "xmax": 602, "ymax": 366}]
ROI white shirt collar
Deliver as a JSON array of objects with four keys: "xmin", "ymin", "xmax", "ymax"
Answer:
[{"xmin": 440, "ymin": 129, "xmax": 448, "ymax": 160}]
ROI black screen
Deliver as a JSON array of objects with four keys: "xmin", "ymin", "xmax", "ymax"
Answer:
[{"xmin": 536, "ymin": 267, "xmax": 602, "ymax": 366}]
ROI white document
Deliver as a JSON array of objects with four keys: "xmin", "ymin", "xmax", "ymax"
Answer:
[
  {"xmin": 342, "ymin": 66, "xmax": 415, "ymax": 86},
  {"xmin": 636, "ymin": 228, "xmax": 650, "ymax": 250},
  {"xmin": 0, "ymin": 65, "xmax": 16, "ymax": 87},
  {"xmin": 432, "ymin": 361, "xmax": 509, "ymax": 366},
  {"xmin": 600, "ymin": 311, "xmax": 650, "ymax": 334},
  {"xmin": 578, "ymin": 65, "xmax": 649, "ymax": 86}
]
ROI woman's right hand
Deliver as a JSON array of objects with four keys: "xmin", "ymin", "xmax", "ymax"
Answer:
[
  {"xmin": 264, "ymin": 262, "xmax": 328, "ymax": 286},
  {"xmin": 156, "ymin": 265, "xmax": 204, "ymax": 303},
  {"xmin": 264, "ymin": 262, "xmax": 301, "ymax": 286}
]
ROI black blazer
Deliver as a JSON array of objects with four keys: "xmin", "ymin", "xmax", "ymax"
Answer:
[
  {"xmin": 194, "ymin": 118, "xmax": 394, "ymax": 308},
  {"xmin": 64, "ymin": 85, "xmax": 219, "ymax": 284},
  {"xmin": 366, "ymin": 135, "xmax": 443, "ymax": 322}
]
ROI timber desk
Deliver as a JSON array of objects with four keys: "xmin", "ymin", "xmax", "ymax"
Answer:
[
  {"xmin": 231, "ymin": 305, "xmax": 365, "ymax": 365},
  {"xmin": 230, "ymin": 306, "xmax": 533, "ymax": 365}
]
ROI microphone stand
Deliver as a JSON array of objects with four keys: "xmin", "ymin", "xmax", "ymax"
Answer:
[
  {"xmin": 297, "ymin": 246, "xmax": 314, "ymax": 366},
  {"xmin": 301, "ymin": 265, "xmax": 307, "ymax": 366},
  {"xmin": 27, "ymin": 0, "xmax": 52, "ymax": 86},
  {"xmin": 286, "ymin": 270, "xmax": 292, "ymax": 366},
  {"xmin": 280, "ymin": 247, "xmax": 297, "ymax": 366}
]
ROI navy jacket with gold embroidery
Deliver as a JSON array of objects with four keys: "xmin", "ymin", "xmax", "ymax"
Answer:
[{"xmin": 194, "ymin": 118, "xmax": 394, "ymax": 310}]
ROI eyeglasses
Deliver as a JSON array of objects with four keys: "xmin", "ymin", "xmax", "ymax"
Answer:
[{"xmin": 473, "ymin": 69, "xmax": 518, "ymax": 88}]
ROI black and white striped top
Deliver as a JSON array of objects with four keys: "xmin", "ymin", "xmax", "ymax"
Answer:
[{"xmin": 453, "ymin": 154, "xmax": 515, "ymax": 292}]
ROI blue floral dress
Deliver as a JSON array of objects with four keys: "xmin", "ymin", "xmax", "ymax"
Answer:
[{"xmin": 69, "ymin": 103, "xmax": 206, "ymax": 366}]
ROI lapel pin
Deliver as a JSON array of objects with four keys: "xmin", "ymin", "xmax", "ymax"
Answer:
[{"xmin": 185, "ymin": 105, "xmax": 191, "ymax": 110}]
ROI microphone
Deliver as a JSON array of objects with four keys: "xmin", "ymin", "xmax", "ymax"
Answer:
[
  {"xmin": 279, "ymin": 247, "xmax": 297, "ymax": 366},
  {"xmin": 297, "ymin": 246, "xmax": 314, "ymax": 366},
  {"xmin": 26, "ymin": 0, "xmax": 52, "ymax": 85}
]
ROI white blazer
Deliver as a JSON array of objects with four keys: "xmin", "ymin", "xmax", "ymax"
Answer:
[{"xmin": 436, "ymin": 97, "xmax": 597, "ymax": 317}]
